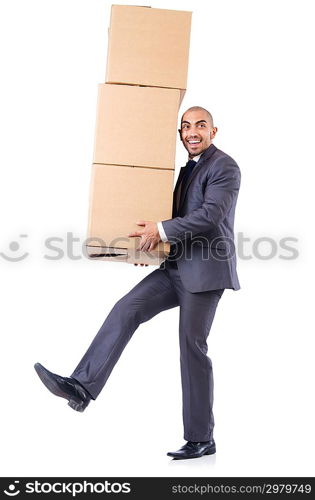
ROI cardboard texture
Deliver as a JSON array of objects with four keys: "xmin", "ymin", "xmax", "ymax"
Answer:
[
  {"xmin": 93, "ymin": 83, "xmax": 181, "ymax": 169},
  {"xmin": 106, "ymin": 5, "xmax": 192, "ymax": 89},
  {"xmin": 86, "ymin": 163, "xmax": 173, "ymax": 263}
]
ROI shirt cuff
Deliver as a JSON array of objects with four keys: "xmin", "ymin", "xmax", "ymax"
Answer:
[{"xmin": 157, "ymin": 221, "xmax": 168, "ymax": 243}]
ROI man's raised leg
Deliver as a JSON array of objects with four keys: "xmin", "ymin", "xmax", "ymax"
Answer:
[{"xmin": 71, "ymin": 267, "xmax": 179, "ymax": 399}]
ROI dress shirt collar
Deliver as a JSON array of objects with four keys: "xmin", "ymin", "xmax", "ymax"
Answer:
[{"xmin": 189, "ymin": 154, "xmax": 201, "ymax": 163}]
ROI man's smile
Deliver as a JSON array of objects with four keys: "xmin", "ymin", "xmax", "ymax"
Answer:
[{"xmin": 187, "ymin": 139, "xmax": 202, "ymax": 150}]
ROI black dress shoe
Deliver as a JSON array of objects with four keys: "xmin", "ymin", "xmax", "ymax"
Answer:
[
  {"xmin": 167, "ymin": 440, "xmax": 216, "ymax": 460},
  {"xmin": 34, "ymin": 362, "xmax": 91, "ymax": 412}
]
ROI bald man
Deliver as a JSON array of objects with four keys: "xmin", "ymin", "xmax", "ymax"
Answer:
[{"xmin": 35, "ymin": 107, "xmax": 241, "ymax": 460}]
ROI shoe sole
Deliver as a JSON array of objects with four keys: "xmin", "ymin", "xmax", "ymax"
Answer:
[
  {"xmin": 167, "ymin": 444, "xmax": 216, "ymax": 460},
  {"xmin": 34, "ymin": 363, "xmax": 88, "ymax": 413}
]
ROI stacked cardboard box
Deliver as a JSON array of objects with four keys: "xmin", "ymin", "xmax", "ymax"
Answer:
[{"xmin": 86, "ymin": 5, "xmax": 192, "ymax": 265}]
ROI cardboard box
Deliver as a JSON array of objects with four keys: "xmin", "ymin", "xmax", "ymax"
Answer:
[
  {"xmin": 93, "ymin": 83, "xmax": 181, "ymax": 169},
  {"xmin": 86, "ymin": 163, "xmax": 173, "ymax": 264},
  {"xmin": 106, "ymin": 5, "xmax": 191, "ymax": 89}
]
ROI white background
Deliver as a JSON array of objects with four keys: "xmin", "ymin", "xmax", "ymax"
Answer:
[{"xmin": 0, "ymin": 0, "xmax": 314, "ymax": 477}]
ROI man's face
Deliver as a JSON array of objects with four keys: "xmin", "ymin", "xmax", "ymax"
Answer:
[{"xmin": 179, "ymin": 109, "xmax": 217, "ymax": 158}]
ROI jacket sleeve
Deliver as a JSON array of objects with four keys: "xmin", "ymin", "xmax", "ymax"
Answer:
[{"xmin": 161, "ymin": 157, "xmax": 241, "ymax": 243}]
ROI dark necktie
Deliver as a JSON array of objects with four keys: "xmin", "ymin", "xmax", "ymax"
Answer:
[
  {"xmin": 169, "ymin": 159, "xmax": 197, "ymax": 263},
  {"xmin": 173, "ymin": 159, "xmax": 197, "ymax": 217},
  {"xmin": 181, "ymin": 160, "xmax": 197, "ymax": 184},
  {"xmin": 181, "ymin": 159, "xmax": 197, "ymax": 189}
]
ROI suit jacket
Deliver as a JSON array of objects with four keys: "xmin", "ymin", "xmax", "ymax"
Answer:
[{"xmin": 160, "ymin": 143, "xmax": 241, "ymax": 293}]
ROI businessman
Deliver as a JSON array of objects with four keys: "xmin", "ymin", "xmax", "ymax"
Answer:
[{"xmin": 35, "ymin": 106, "xmax": 241, "ymax": 459}]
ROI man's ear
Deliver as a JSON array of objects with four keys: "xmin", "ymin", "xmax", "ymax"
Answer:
[
  {"xmin": 178, "ymin": 129, "xmax": 183, "ymax": 141},
  {"xmin": 210, "ymin": 127, "xmax": 218, "ymax": 139}
]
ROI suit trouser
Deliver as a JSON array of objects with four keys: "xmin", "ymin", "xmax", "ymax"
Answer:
[{"xmin": 71, "ymin": 260, "xmax": 224, "ymax": 442}]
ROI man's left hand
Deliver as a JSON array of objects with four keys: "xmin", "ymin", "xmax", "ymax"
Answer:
[{"xmin": 128, "ymin": 220, "xmax": 161, "ymax": 252}]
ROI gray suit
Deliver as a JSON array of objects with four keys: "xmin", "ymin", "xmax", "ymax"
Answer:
[
  {"xmin": 162, "ymin": 143, "xmax": 241, "ymax": 292},
  {"xmin": 72, "ymin": 143, "xmax": 241, "ymax": 442}
]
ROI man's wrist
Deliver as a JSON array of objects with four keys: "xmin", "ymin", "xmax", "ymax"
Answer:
[{"xmin": 157, "ymin": 221, "xmax": 168, "ymax": 242}]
